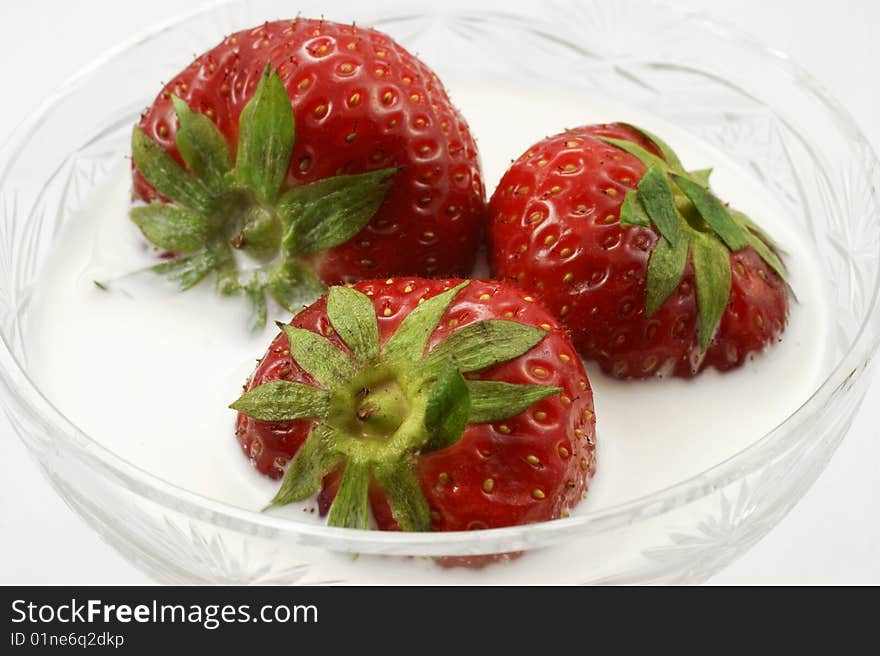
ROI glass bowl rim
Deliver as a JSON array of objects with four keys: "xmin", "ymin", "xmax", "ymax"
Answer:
[{"xmin": 1, "ymin": 0, "xmax": 878, "ymax": 556}]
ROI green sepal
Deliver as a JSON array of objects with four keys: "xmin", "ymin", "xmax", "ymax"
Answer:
[
  {"xmin": 267, "ymin": 427, "xmax": 342, "ymax": 507},
  {"xmin": 689, "ymin": 168, "xmax": 713, "ymax": 187},
  {"xmin": 595, "ymin": 136, "xmax": 669, "ymax": 171},
  {"xmin": 213, "ymin": 247, "xmax": 239, "ymax": 296},
  {"xmin": 150, "ymin": 248, "xmax": 218, "ymax": 290},
  {"xmin": 425, "ymin": 320, "xmax": 547, "ymax": 374},
  {"xmin": 671, "ymin": 174, "xmax": 750, "ymax": 251},
  {"xmin": 266, "ymin": 263, "xmax": 325, "ymax": 313},
  {"xmin": 646, "ymin": 223, "xmax": 690, "ymax": 317},
  {"xmin": 619, "ymin": 190, "xmax": 651, "ymax": 228},
  {"xmin": 373, "ymin": 460, "xmax": 432, "ymax": 532},
  {"xmin": 691, "ymin": 231, "xmax": 732, "ymax": 351},
  {"xmin": 281, "ymin": 325, "xmax": 356, "ymax": 389},
  {"xmin": 423, "ymin": 364, "xmax": 471, "ymax": 452},
  {"xmin": 234, "ymin": 66, "xmax": 295, "ymax": 205},
  {"xmin": 730, "ymin": 208, "xmax": 788, "ymax": 275},
  {"xmin": 729, "ymin": 209, "xmax": 791, "ymax": 296},
  {"xmin": 326, "ymin": 286, "xmax": 380, "ymax": 361},
  {"xmin": 130, "ymin": 204, "xmax": 208, "ymax": 254},
  {"xmin": 731, "ymin": 209, "xmax": 784, "ymax": 253},
  {"xmin": 230, "ymin": 380, "xmax": 330, "ymax": 421},
  {"xmin": 466, "ymin": 381, "xmax": 561, "ymax": 423},
  {"xmin": 383, "ymin": 282, "xmax": 470, "ymax": 363},
  {"xmin": 243, "ymin": 274, "xmax": 268, "ymax": 332},
  {"xmin": 327, "ymin": 460, "xmax": 373, "ymax": 530},
  {"xmin": 277, "ymin": 169, "xmax": 397, "ymax": 257},
  {"xmin": 620, "ymin": 123, "xmax": 685, "ymax": 172},
  {"xmin": 171, "ymin": 95, "xmax": 232, "ymax": 192},
  {"xmin": 131, "ymin": 127, "xmax": 212, "ymax": 212},
  {"xmin": 638, "ymin": 164, "xmax": 679, "ymax": 245},
  {"xmin": 744, "ymin": 230, "xmax": 787, "ymax": 283}
]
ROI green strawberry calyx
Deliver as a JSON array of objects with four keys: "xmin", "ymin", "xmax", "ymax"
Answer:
[
  {"xmin": 131, "ymin": 65, "xmax": 398, "ymax": 330},
  {"xmin": 597, "ymin": 124, "xmax": 788, "ymax": 351},
  {"xmin": 230, "ymin": 281, "xmax": 561, "ymax": 531}
]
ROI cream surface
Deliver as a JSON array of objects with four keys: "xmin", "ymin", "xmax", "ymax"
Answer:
[{"xmin": 22, "ymin": 81, "xmax": 829, "ymax": 537}]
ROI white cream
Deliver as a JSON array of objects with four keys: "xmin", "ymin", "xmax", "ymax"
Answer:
[{"xmin": 21, "ymin": 80, "xmax": 829, "ymax": 579}]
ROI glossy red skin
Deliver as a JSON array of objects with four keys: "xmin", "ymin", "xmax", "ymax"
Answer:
[
  {"xmin": 488, "ymin": 124, "xmax": 789, "ymax": 379},
  {"xmin": 134, "ymin": 19, "xmax": 485, "ymax": 282},
  {"xmin": 235, "ymin": 278, "xmax": 596, "ymax": 531}
]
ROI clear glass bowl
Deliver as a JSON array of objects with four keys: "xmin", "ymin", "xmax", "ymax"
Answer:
[{"xmin": 1, "ymin": 0, "xmax": 878, "ymax": 584}]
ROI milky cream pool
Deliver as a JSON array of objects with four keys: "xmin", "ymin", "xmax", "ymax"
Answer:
[{"xmin": 20, "ymin": 82, "xmax": 830, "ymax": 581}]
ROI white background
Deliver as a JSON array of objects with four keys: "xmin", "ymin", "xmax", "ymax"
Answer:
[{"xmin": 0, "ymin": 0, "xmax": 877, "ymax": 584}]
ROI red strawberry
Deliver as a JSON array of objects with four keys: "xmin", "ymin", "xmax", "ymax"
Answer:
[
  {"xmin": 232, "ymin": 278, "xmax": 596, "ymax": 532},
  {"xmin": 488, "ymin": 123, "xmax": 789, "ymax": 379},
  {"xmin": 130, "ymin": 19, "xmax": 484, "ymax": 329}
]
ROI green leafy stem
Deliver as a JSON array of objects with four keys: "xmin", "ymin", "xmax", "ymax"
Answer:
[
  {"xmin": 230, "ymin": 281, "xmax": 560, "ymax": 531},
  {"xmin": 130, "ymin": 66, "xmax": 397, "ymax": 329},
  {"xmin": 599, "ymin": 124, "xmax": 788, "ymax": 351}
]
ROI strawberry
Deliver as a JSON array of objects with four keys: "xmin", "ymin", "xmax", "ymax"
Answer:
[
  {"xmin": 130, "ymin": 19, "xmax": 484, "ymax": 329},
  {"xmin": 488, "ymin": 123, "xmax": 789, "ymax": 379},
  {"xmin": 232, "ymin": 278, "xmax": 596, "ymax": 531}
]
